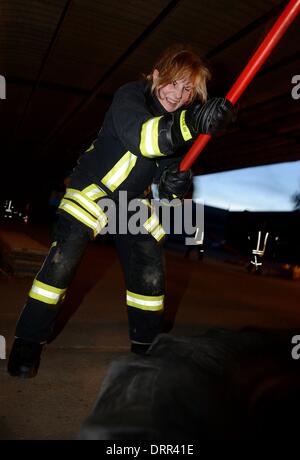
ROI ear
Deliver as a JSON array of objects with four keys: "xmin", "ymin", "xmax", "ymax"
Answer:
[{"xmin": 152, "ymin": 69, "xmax": 159, "ymax": 81}]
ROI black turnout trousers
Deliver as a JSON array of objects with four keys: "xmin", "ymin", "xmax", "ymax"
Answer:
[{"xmin": 15, "ymin": 213, "xmax": 166, "ymax": 349}]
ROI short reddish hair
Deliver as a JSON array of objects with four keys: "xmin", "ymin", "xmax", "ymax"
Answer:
[{"xmin": 145, "ymin": 44, "xmax": 211, "ymax": 103}]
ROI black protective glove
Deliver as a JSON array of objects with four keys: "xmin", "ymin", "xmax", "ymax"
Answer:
[
  {"xmin": 158, "ymin": 163, "xmax": 192, "ymax": 201},
  {"xmin": 185, "ymin": 97, "xmax": 235, "ymax": 136}
]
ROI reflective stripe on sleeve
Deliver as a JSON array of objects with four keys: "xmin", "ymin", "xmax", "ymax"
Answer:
[
  {"xmin": 85, "ymin": 143, "xmax": 94, "ymax": 153},
  {"xmin": 29, "ymin": 280, "xmax": 66, "ymax": 305},
  {"xmin": 140, "ymin": 116, "xmax": 166, "ymax": 158},
  {"xmin": 101, "ymin": 151, "xmax": 137, "ymax": 192},
  {"xmin": 126, "ymin": 290, "xmax": 164, "ymax": 311},
  {"xmin": 180, "ymin": 110, "xmax": 193, "ymax": 141}
]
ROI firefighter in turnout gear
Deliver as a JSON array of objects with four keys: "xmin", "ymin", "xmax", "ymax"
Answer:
[{"xmin": 8, "ymin": 44, "xmax": 235, "ymax": 378}]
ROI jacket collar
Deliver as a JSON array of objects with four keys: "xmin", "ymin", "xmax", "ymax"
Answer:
[{"xmin": 144, "ymin": 82, "xmax": 168, "ymax": 116}]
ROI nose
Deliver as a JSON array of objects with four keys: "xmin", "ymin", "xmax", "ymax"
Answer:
[{"xmin": 174, "ymin": 85, "xmax": 184, "ymax": 100}]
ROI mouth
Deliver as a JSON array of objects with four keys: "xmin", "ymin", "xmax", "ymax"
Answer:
[{"xmin": 166, "ymin": 98, "xmax": 179, "ymax": 105}]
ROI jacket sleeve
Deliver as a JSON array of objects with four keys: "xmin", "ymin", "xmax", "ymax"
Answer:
[{"xmin": 111, "ymin": 82, "xmax": 194, "ymax": 159}]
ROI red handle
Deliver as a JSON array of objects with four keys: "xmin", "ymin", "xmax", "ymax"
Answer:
[{"xmin": 180, "ymin": 0, "xmax": 300, "ymax": 171}]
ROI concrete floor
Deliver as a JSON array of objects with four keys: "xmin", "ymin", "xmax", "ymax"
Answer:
[{"xmin": 1, "ymin": 229, "xmax": 300, "ymax": 440}]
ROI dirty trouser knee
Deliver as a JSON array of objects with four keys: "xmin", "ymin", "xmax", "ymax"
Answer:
[
  {"xmin": 15, "ymin": 215, "xmax": 91, "ymax": 343},
  {"xmin": 115, "ymin": 233, "xmax": 165, "ymax": 348}
]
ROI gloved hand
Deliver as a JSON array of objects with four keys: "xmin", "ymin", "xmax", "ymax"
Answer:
[
  {"xmin": 159, "ymin": 163, "xmax": 192, "ymax": 201},
  {"xmin": 185, "ymin": 97, "xmax": 235, "ymax": 136}
]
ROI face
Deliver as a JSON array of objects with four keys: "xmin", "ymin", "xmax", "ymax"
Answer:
[{"xmin": 153, "ymin": 69, "xmax": 194, "ymax": 112}]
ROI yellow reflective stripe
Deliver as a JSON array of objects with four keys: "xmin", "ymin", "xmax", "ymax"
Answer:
[
  {"xmin": 96, "ymin": 212, "xmax": 108, "ymax": 232},
  {"xmin": 142, "ymin": 201, "xmax": 166, "ymax": 241},
  {"xmin": 127, "ymin": 298, "xmax": 164, "ymax": 311},
  {"xmin": 85, "ymin": 143, "xmax": 94, "ymax": 153},
  {"xmin": 29, "ymin": 291, "xmax": 59, "ymax": 305},
  {"xmin": 101, "ymin": 151, "xmax": 137, "ymax": 192},
  {"xmin": 59, "ymin": 199, "xmax": 98, "ymax": 235},
  {"xmin": 59, "ymin": 199, "xmax": 107, "ymax": 237},
  {"xmin": 29, "ymin": 280, "xmax": 66, "ymax": 305},
  {"xmin": 141, "ymin": 198, "xmax": 151, "ymax": 209},
  {"xmin": 151, "ymin": 117, "xmax": 162, "ymax": 156},
  {"xmin": 59, "ymin": 199, "xmax": 107, "ymax": 236},
  {"xmin": 82, "ymin": 184, "xmax": 107, "ymax": 200},
  {"xmin": 152, "ymin": 225, "xmax": 166, "ymax": 241},
  {"xmin": 180, "ymin": 110, "xmax": 192, "ymax": 141},
  {"xmin": 126, "ymin": 290, "xmax": 164, "ymax": 311},
  {"xmin": 127, "ymin": 290, "xmax": 164, "ymax": 302},
  {"xmin": 140, "ymin": 117, "xmax": 165, "ymax": 158},
  {"xmin": 65, "ymin": 188, "xmax": 103, "ymax": 219},
  {"xmin": 144, "ymin": 213, "xmax": 160, "ymax": 233},
  {"xmin": 33, "ymin": 280, "xmax": 65, "ymax": 295}
]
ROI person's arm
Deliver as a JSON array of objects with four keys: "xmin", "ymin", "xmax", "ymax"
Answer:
[
  {"xmin": 111, "ymin": 83, "xmax": 235, "ymax": 159},
  {"xmin": 111, "ymin": 82, "xmax": 173, "ymax": 157}
]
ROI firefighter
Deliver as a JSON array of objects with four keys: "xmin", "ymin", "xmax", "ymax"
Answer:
[{"xmin": 8, "ymin": 44, "xmax": 235, "ymax": 378}]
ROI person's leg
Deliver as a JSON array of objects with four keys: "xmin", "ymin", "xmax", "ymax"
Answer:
[
  {"xmin": 15, "ymin": 216, "xmax": 91, "ymax": 342},
  {"xmin": 115, "ymin": 233, "xmax": 165, "ymax": 354},
  {"xmin": 8, "ymin": 215, "xmax": 91, "ymax": 377}
]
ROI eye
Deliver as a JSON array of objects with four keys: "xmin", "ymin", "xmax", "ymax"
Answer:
[{"xmin": 184, "ymin": 87, "xmax": 192, "ymax": 92}]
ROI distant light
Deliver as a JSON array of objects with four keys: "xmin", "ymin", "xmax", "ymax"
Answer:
[{"xmin": 5, "ymin": 200, "xmax": 13, "ymax": 213}]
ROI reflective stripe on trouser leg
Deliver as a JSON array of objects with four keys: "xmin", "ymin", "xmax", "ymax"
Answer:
[
  {"xmin": 126, "ymin": 291, "xmax": 164, "ymax": 346},
  {"xmin": 15, "ymin": 215, "xmax": 90, "ymax": 343},
  {"xmin": 58, "ymin": 185, "xmax": 108, "ymax": 238},
  {"xmin": 115, "ymin": 219, "xmax": 166, "ymax": 347},
  {"xmin": 29, "ymin": 279, "xmax": 66, "ymax": 305},
  {"xmin": 127, "ymin": 290, "xmax": 164, "ymax": 312}
]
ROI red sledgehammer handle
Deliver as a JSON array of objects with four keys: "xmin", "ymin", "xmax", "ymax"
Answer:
[{"xmin": 180, "ymin": 0, "xmax": 300, "ymax": 171}]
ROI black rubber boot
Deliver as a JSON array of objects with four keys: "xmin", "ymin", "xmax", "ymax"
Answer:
[{"xmin": 7, "ymin": 338, "xmax": 43, "ymax": 378}]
